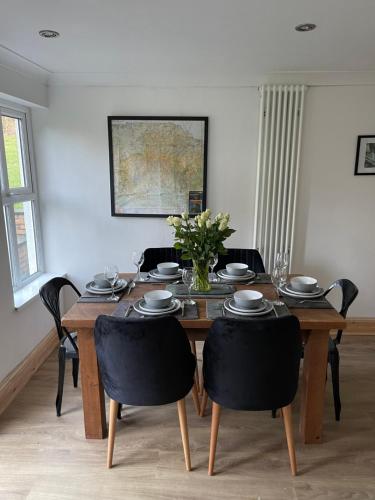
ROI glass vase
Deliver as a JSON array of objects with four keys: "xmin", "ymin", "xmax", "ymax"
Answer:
[{"xmin": 192, "ymin": 260, "xmax": 211, "ymax": 292}]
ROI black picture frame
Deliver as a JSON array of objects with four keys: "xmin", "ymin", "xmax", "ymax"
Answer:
[
  {"xmin": 354, "ymin": 135, "xmax": 375, "ymax": 175},
  {"xmin": 108, "ymin": 116, "xmax": 208, "ymax": 217}
]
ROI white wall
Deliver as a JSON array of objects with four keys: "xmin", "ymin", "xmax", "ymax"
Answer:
[
  {"xmin": 0, "ymin": 64, "xmax": 48, "ymax": 108},
  {"xmin": 32, "ymin": 85, "xmax": 259, "ymax": 286},
  {"xmin": 293, "ymin": 85, "xmax": 375, "ymax": 316},
  {"xmin": 0, "ymin": 203, "xmax": 52, "ymax": 382},
  {"xmin": 0, "ymin": 72, "xmax": 51, "ymax": 383}
]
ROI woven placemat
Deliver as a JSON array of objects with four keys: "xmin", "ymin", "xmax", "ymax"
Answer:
[
  {"xmin": 280, "ymin": 294, "xmax": 333, "ymax": 309},
  {"xmin": 206, "ymin": 300, "xmax": 290, "ymax": 320},
  {"xmin": 112, "ymin": 300, "xmax": 199, "ymax": 319}
]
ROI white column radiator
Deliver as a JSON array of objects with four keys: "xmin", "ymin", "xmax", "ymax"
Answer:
[{"xmin": 253, "ymin": 84, "xmax": 306, "ymax": 272}]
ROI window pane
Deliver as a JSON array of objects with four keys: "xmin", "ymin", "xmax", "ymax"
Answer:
[
  {"xmin": 13, "ymin": 201, "xmax": 38, "ymax": 281},
  {"xmin": 1, "ymin": 115, "xmax": 26, "ymax": 189}
]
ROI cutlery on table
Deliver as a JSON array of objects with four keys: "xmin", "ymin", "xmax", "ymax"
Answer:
[
  {"xmin": 181, "ymin": 301, "xmax": 185, "ymax": 317},
  {"xmin": 272, "ymin": 303, "xmax": 279, "ymax": 317},
  {"xmin": 127, "ymin": 280, "xmax": 135, "ymax": 295},
  {"xmin": 124, "ymin": 304, "xmax": 133, "ymax": 317}
]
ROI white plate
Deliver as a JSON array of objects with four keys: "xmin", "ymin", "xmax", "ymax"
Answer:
[
  {"xmin": 285, "ymin": 284, "xmax": 323, "ymax": 296},
  {"xmin": 88, "ymin": 279, "xmax": 127, "ymax": 293},
  {"xmin": 217, "ymin": 269, "xmax": 256, "ymax": 281},
  {"xmin": 133, "ymin": 298, "xmax": 181, "ymax": 316},
  {"xmin": 138, "ymin": 298, "xmax": 177, "ymax": 313},
  {"xmin": 280, "ymin": 285, "xmax": 325, "ymax": 299},
  {"xmin": 85, "ymin": 279, "xmax": 128, "ymax": 295},
  {"xmin": 224, "ymin": 298, "xmax": 273, "ymax": 316},
  {"xmin": 149, "ymin": 269, "xmax": 183, "ymax": 280},
  {"xmin": 227, "ymin": 298, "xmax": 267, "ymax": 313}
]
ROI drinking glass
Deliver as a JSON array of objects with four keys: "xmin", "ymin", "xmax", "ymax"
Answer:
[
  {"xmin": 275, "ymin": 251, "xmax": 289, "ymax": 271},
  {"xmin": 104, "ymin": 264, "xmax": 119, "ymax": 302},
  {"xmin": 182, "ymin": 267, "xmax": 195, "ymax": 305},
  {"xmin": 271, "ymin": 266, "xmax": 284, "ymax": 306},
  {"xmin": 132, "ymin": 251, "xmax": 145, "ymax": 281},
  {"xmin": 209, "ymin": 254, "xmax": 218, "ymax": 282}
]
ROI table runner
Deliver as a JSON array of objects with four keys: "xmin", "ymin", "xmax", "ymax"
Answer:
[
  {"xmin": 166, "ymin": 283, "xmax": 236, "ymax": 299},
  {"xmin": 112, "ymin": 300, "xmax": 199, "ymax": 319},
  {"xmin": 206, "ymin": 300, "xmax": 290, "ymax": 320}
]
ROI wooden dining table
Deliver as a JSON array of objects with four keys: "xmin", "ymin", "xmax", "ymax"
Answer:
[{"xmin": 61, "ymin": 273, "xmax": 346, "ymax": 444}]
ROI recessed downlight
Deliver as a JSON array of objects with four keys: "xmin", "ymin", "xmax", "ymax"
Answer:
[
  {"xmin": 39, "ymin": 29, "xmax": 60, "ymax": 38},
  {"xmin": 295, "ymin": 23, "xmax": 316, "ymax": 32}
]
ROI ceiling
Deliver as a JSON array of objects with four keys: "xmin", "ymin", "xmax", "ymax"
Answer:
[{"xmin": 1, "ymin": 0, "xmax": 375, "ymax": 86}]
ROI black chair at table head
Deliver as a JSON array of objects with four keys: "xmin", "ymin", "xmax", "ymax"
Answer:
[
  {"xmin": 203, "ymin": 315, "xmax": 302, "ymax": 476},
  {"xmin": 39, "ymin": 277, "xmax": 81, "ymax": 417},
  {"xmin": 323, "ymin": 279, "xmax": 358, "ymax": 421},
  {"xmin": 140, "ymin": 247, "xmax": 192, "ymax": 272},
  {"xmin": 94, "ymin": 315, "xmax": 197, "ymax": 469},
  {"xmin": 216, "ymin": 248, "xmax": 266, "ymax": 273}
]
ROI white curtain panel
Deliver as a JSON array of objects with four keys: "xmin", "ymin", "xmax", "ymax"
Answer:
[{"xmin": 253, "ymin": 84, "xmax": 306, "ymax": 272}]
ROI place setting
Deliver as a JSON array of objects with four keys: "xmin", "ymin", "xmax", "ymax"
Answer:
[
  {"xmin": 216, "ymin": 263, "xmax": 257, "ymax": 284},
  {"xmin": 112, "ymin": 289, "xmax": 199, "ymax": 319},
  {"xmin": 278, "ymin": 276, "xmax": 333, "ymax": 309},
  {"xmin": 146, "ymin": 262, "xmax": 183, "ymax": 283},
  {"xmin": 78, "ymin": 265, "xmax": 129, "ymax": 303},
  {"xmin": 207, "ymin": 290, "xmax": 290, "ymax": 319}
]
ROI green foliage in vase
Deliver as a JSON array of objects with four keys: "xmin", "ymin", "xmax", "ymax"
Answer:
[{"xmin": 166, "ymin": 209, "xmax": 235, "ymax": 262}]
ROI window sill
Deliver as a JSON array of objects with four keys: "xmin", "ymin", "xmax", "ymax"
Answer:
[{"xmin": 14, "ymin": 273, "xmax": 63, "ymax": 310}]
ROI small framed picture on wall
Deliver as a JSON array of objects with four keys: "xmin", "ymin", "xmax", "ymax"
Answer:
[{"xmin": 354, "ymin": 135, "xmax": 375, "ymax": 175}]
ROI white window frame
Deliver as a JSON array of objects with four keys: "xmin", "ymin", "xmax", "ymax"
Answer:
[{"xmin": 0, "ymin": 100, "xmax": 44, "ymax": 291}]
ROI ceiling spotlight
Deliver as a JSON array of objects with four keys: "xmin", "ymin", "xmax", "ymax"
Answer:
[
  {"xmin": 295, "ymin": 23, "xmax": 316, "ymax": 32},
  {"xmin": 39, "ymin": 30, "xmax": 60, "ymax": 38}
]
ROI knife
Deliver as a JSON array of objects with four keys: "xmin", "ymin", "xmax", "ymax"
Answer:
[
  {"xmin": 181, "ymin": 301, "xmax": 185, "ymax": 317},
  {"xmin": 124, "ymin": 304, "xmax": 133, "ymax": 317}
]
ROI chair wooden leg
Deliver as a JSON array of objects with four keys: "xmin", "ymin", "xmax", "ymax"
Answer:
[
  {"xmin": 107, "ymin": 399, "xmax": 118, "ymax": 468},
  {"xmin": 190, "ymin": 340, "xmax": 200, "ymax": 393},
  {"xmin": 208, "ymin": 402, "xmax": 221, "ymax": 476},
  {"xmin": 56, "ymin": 346, "xmax": 66, "ymax": 417},
  {"xmin": 191, "ymin": 381, "xmax": 201, "ymax": 416},
  {"xmin": 281, "ymin": 404, "xmax": 297, "ymax": 476},
  {"xmin": 329, "ymin": 350, "xmax": 341, "ymax": 421},
  {"xmin": 200, "ymin": 389, "xmax": 208, "ymax": 417},
  {"xmin": 177, "ymin": 399, "xmax": 191, "ymax": 471}
]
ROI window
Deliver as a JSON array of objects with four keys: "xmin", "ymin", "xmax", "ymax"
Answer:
[{"xmin": 0, "ymin": 104, "xmax": 43, "ymax": 291}]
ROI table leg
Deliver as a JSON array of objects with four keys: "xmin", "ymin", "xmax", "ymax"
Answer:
[
  {"xmin": 300, "ymin": 329, "xmax": 329, "ymax": 444},
  {"xmin": 77, "ymin": 328, "xmax": 107, "ymax": 439}
]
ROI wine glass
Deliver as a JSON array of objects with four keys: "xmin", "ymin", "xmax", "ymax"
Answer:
[
  {"xmin": 132, "ymin": 251, "xmax": 145, "ymax": 281},
  {"xmin": 104, "ymin": 264, "xmax": 119, "ymax": 302},
  {"xmin": 275, "ymin": 251, "xmax": 289, "ymax": 271},
  {"xmin": 182, "ymin": 267, "xmax": 195, "ymax": 305},
  {"xmin": 271, "ymin": 266, "xmax": 284, "ymax": 306},
  {"xmin": 209, "ymin": 254, "xmax": 218, "ymax": 282}
]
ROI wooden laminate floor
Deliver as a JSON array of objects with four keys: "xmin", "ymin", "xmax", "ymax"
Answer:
[{"xmin": 0, "ymin": 337, "xmax": 375, "ymax": 500}]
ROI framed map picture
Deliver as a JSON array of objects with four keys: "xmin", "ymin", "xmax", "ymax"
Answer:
[
  {"xmin": 108, "ymin": 116, "xmax": 208, "ymax": 217},
  {"xmin": 354, "ymin": 135, "xmax": 375, "ymax": 175}
]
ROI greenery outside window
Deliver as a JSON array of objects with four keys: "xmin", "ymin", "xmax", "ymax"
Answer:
[{"xmin": 0, "ymin": 103, "xmax": 43, "ymax": 291}]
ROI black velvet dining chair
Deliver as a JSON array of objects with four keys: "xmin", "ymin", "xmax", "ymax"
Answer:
[
  {"xmin": 140, "ymin": 247, "xmax": 192, "ymax": 272},
  {"xmin": 216, "ymin": 248, "xmax": 266, "ymax": 273},
  {"xmin": 202, "ymin": 316, "xmax": 302, "ymax": 476},
  {"xmin": 323, "ymin": 279, "xmax": 359, "ymax": 421},
  {"xmin": 39, "ymin": 277, "xmax": 81, "ymax": 417},
  {"xmin": 94, "ymin": 315, "xmax": 198, "ymax": 470}
]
